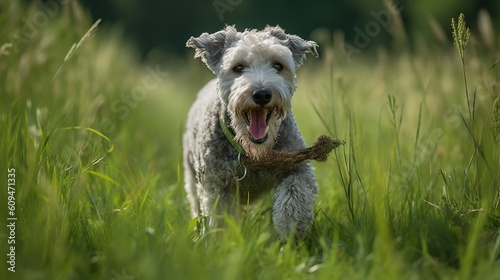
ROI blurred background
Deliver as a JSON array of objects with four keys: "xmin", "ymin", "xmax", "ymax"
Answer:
[
  {"xmin": 65, "ymin": 0, "xmax": 499, "ymax": 60},
  {"xmin": 2, "ymin": 1, "xmax": 499, "ymax": 279}
]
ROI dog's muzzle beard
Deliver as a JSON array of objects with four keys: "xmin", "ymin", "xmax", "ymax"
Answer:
[
  {"xmin": 227, "ymin": 86, "xmax": 289, "ymax": 158},
  {"xmin": 242, "ymin": 87, "xmax": 286, "ymax": 145},
  {"xmin": 230, "ymin": 104, "xmax": 286, "ymax": 160},
  {"xmin": 231, "ymin": 104, "xmax": 285, "ymax": 159}
]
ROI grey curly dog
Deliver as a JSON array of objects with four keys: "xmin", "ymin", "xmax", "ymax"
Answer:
[{"xmin": 184, "ymin": 25, "xmax": 319, "ymax": 240}]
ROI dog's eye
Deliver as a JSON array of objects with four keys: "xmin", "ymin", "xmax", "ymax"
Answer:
[
  {"xmin": 232, "ymin": 64, "xmax": 245, "ymax": 73},
  {"xmin": 273, "ymin": 63, "xmax": 283, "ymax": 72}
]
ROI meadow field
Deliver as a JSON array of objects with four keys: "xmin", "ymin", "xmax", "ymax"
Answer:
[{"xmin": 1, "ymin": 2, "xmax": 499, "ymax": 280}]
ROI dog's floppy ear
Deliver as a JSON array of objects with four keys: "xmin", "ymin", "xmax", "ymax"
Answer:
[
  {"xmin": 265, "ymin": 25, "xmax": 319, "ymax": 69},
  {"xmin": 186, "ymin": 25, "xmax": 239, "ymax": 73}
]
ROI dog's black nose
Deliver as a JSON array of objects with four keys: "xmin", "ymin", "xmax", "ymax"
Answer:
[{"xmin": 252, "ymin": 88, "xmax": 272, "ymax": 105}]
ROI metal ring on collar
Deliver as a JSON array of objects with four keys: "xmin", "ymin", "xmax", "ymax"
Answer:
[{"xmin": 236, "ymin": 152, "xmax": 247, "ymax": 181}]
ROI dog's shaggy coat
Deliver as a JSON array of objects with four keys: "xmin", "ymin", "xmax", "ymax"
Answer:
[{"xmin": 184, "ymin": 25, "xmax": 319, "ymax": 239}]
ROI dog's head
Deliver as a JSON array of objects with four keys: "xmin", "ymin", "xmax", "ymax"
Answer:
[{"xmin": 187, "ymin": 25, "xmax": 318, "ymax": 158}]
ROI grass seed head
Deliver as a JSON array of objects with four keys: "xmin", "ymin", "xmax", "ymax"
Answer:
[
  {"xmin": 493, "ymin": 97, "xmax": 500, "ymax": 140},
  {"xmin": 451, "ymin": 13, "xmax": 471, "ymax": 61}
]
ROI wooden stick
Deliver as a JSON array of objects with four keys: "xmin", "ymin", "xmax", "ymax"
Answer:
[{"xmin": 245, "ymin": 135, "xmax": 344, "ymax": 171}]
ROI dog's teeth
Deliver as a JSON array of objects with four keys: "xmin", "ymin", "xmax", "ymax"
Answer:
[{"xmin": 264, "ymin": 126, "xmax": 269, "ymax": 135}]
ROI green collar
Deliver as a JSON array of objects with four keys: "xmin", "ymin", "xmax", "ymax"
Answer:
[{"xmin": 219, "ymin": 118, "xmax": 244, "ymax": 154}]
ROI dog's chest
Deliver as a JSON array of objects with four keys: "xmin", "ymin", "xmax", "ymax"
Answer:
[{"xmin": 235, "ymin": 167, "xmax": 281, "ymax": 201}]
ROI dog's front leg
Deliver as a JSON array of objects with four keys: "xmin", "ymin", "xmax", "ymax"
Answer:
[
  {"xmin": 196, "ymin": 181, "xmax": 232, "ymax": 227},
  {"xmin": 272, "ymin": 162, "xmax": 318, "ymax": 240}
]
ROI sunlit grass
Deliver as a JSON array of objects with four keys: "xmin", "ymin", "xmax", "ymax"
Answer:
[{"xmin": 1, "ymin": 2, "xmax": 499, "ymax": 280}]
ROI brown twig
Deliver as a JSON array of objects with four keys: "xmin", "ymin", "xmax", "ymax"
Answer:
[{"xmin": 245, "ymin": 135, "xmax": 344, "ymax": 171}]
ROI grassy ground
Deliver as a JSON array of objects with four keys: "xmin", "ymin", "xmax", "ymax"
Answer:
[{"xmin": 1, "ymin": 2, "xmax": 499, "ymax": 280}]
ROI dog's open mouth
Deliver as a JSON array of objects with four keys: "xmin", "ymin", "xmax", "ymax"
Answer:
[{"xmin": 244, "ymin": 108, "xmax": 273, "ymax": 144}]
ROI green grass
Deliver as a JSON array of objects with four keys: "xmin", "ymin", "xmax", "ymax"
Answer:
[{"xmin": 1, "ymin": 2, "xmax": 500, "ymax": 280}]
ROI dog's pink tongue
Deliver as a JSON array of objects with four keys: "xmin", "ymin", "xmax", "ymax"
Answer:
[{"xmin": 249, "ymin": 109, "xmax": 267, "ymax": 139}]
